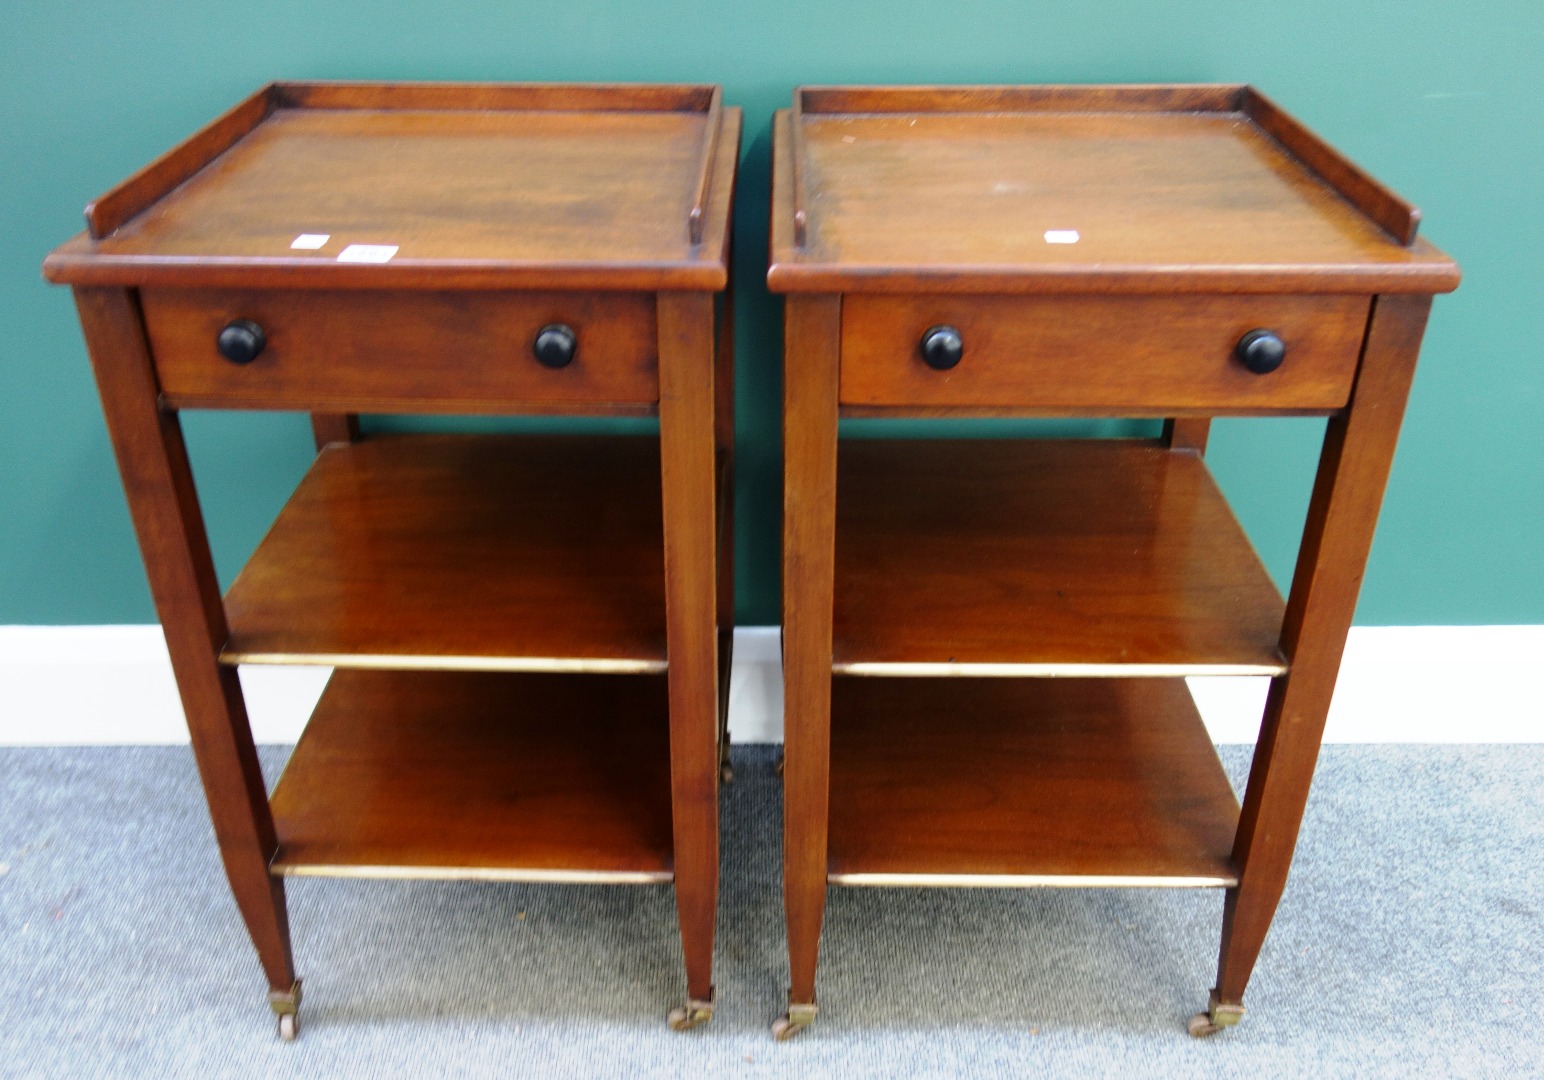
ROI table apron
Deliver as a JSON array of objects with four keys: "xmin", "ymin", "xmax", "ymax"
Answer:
[
  {"xmin": 139, "ymin": 288, "xmax": 660, "ymax": 411},
  {"xmin": 839, "ymin": 293, "xmax": 1369, "ymax": 411}
]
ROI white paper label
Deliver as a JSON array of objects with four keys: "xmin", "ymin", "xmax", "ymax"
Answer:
[
  {"xmin": 1044, "ymin": 230, "xmax": 1080, "ymax": 244},
  {"xmin": 290, "ymin": 233, "xmax": 330, "ymax": 250},
  {"xmin": 337, "ymin": 244, "xmax": 398, "ymax": 264}
]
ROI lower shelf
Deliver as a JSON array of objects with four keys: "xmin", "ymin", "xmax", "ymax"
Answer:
[
  {"xmin": 827, "ymin": 677, "xmax": 1240, "ymax": 888},
  {"xmin": 269, "ymin": 670, "xmax": 675, "ymax": 884}
]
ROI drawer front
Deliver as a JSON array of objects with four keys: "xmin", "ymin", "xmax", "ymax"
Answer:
[
  {"xmin": 141, "ymin": 289, "xmax": 658, "ymax": 410},
  {"xmin": 840, "ymin": 294, "xmax": 1369, "ymax": 411}
]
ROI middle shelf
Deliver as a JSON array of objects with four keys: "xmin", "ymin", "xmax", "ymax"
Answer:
[
  {"xmin": 222, "ymin": 434, "xmax": 668, "ymax": 672},
  {"xmin": 834, "ymin": 438, "xmax": 1288, "ymax": 677}
]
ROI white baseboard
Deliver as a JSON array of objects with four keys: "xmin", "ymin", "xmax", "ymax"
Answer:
[{"xmin": 0, "ymin": 625, "xmax": 1538, "ymax": 746}]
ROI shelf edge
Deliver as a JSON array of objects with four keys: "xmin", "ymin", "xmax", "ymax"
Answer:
[
  {"xmin": 222, "ymin": 651, "xmax": 667, "ymax": 675},
  {"xmin": 273, "ymin": 864, "xmax": 673, "ymax": 885},
  {"xmin": 834, "ymin": 661, "xmax": 1287, "ymax": 678},
  {"xmin": 829, "ymin": 871, "xmax": 1237, "ymax": 889}
]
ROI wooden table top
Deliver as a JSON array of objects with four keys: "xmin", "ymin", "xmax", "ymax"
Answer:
[
  {"xmin": 769, "ymin": 85, "xmax": 1459, "ymax": 294},
  {"xmin": 44, "ymin": 82, "xmax": 739, "ymax": 291}
]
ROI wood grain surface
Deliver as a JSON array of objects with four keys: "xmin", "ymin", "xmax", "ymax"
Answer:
[
  {"xmin": 223, "ymin": 434, "xmax": 668, "ymax": 671},
  {"xmin": 270, "ymin": 670, "xmax": 675, "ymax": 880},
  {"xmin": 833, "ymin": 439, "xmax": 1287, "ymax": 675},
  {"xmin": 142, "ymin": 287, "xmax": 658, "ymax": 412},
  {"xmin": 769, "ymin": 102, "xmax": 1458, "ymax": 295},
  {"xmin": 657, "ymin": 291, "xmax": 723, "ymax": 1001},
  {"xmin": 840, "ymin": 293, "xmax": 1368, "ymax": 410},
  {"xmin": 73, "ymin": 287, "xmax": 298, "ymax": 994},
  {"xmin": 780, "ymin": 294, "xmax": 843, "ymax": 1008},
  {"xmin": 1216, "ymin": 294, "xmax": 1433, "ymax": 1006},
  {"xmin": 45, "ymin": 88, "xmax": 741, "ymax": 291},
  {"xmin": 828, "ymin": 677, "xmax": 1239, "ymax": 885},
  {"xmin": 800, "ymin": 84, "xmax": 1246, "ymax": 115}
]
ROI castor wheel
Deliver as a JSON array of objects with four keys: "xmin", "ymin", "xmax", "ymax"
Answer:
[
  {"xmin": 1186, "ymin": 1012, "xmax": 1221, "ymax": 1038},
  {"xmin": 721, "ymin": 761, "xmax": 735, "ymax": 785},
  {"xmin": 774, "ymin": 754, "xmax": 784, "ymax": 777},
  {"xmin": 772, "ymin": 1002, "xmax": 818, "ymax": 1041},
  {"xmin": 1187, "ymin": 989, "xmax": 1244, "ymax": 1038},
  {"xmin": 268, "ymin": 979, "xmax": 302, "ymax": 1043},
  {"xmin": 667, "ymin": 997, "xmax": 715, "ymax": 1032}
]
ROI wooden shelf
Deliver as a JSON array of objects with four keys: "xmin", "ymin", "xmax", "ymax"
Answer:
[
  {"xmin": 223, "ymin": 434, "xmax": 667, "ymax": 672},
  {"xmin": 269, "ymin": 670, "xmax": 674, "ymax": 882},
  {"xmin": 834, "ymin": 439, "xmax": 1287, "ymax": 676},
  {"xmin": 828, "ymin": 677, "xmax": 1239, "ymax": 887}
]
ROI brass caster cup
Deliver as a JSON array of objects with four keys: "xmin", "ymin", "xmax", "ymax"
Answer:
[
  {"xmin": 1187, "ymin": 988, "xmax": 1244, "ymax": 1038},
  {"xmin": 668, "ymin": 995, "xmax": 715, "ymax": 1032},
  {"xmin": 268, "ymin": 980, "xmax": 303, "ymax": 1043},
  {"xmin": 772, "ymin": 1001, "xmax": 818, "ymax": 1041}
]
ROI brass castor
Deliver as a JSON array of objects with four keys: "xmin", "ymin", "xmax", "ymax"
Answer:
[
  {"xmin": 1187, "ymin": 989, "xmax": 1244, "ymax": 1038},
  {"xmin": 667, "ymin": 996, "xmax": 715, "ymax": 1032},
  {"xmin": 269, "ymin": 980, "xmax": 302, "ymax": 1043},
  {"xmin": 772, "ymin": 1001, "xmax": 818, "ymax": 1041},
  {"xmin": 721, "ymin": 761, "xmax": 735, "ymax": 785}
]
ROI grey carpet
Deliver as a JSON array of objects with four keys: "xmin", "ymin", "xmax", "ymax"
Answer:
[{"xmin": 1, "ymin": 743, "xmax": 1540, "ymax": 1079}]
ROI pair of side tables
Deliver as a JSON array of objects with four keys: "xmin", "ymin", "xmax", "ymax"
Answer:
[{"xmin": 44, "ymin": 82, "xmax": 1459, "ymax": 1042}]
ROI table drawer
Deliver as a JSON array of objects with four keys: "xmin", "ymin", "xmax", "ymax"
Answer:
[
  {"xmin": 140, "ymin": 289, "xmax": 658, "ymax": 410},
  {"xmin": 840, "ymin": 294, "xmax": 1369, "ymax": 411}
]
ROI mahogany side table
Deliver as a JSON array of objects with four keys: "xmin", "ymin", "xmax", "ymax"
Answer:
[
  {"xmin": 45, "ymin": 81, "xmax": 740, "ymax": 1038},
  {"xmin": 767, "ymin": 84, "xmax": 1459, "ymax": 1038}
]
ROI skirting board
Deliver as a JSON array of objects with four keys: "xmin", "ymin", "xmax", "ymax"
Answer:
[{"xmin": 0, "ymin": 625, "xmax": 1539, "ymax": 746}]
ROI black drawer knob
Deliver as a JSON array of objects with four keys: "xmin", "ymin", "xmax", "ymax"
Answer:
[
  {"xmin": 533, "ymin": 323, "xmax": 577, "ymax": 368},
  {"xmin": 919, "ymin": 325, "xmax": 964, "ymax": 370},
  {"xmin": 1236, "ymin": 329, "xmax": 1286, "ymax": 374},
  {"xmin": 216, "ymin": 319, "xmax": 266, "ymax": 365}
]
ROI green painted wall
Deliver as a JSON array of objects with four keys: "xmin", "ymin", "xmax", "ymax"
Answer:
[{"xmin": 2, "ymin": 1, "xmax": 1539, "ymax": 627}]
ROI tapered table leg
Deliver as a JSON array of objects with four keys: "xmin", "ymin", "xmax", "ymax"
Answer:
[
  {"xmin": 309, "ymin": 412, "xmax": 360, "ymax": 450},
  {"xmin": 715, "ymin": 241, "xmax": 737, "ymax": 784},
  {"xmin": 1201, "ymin": 295, "xmax": 1433, "ymax": 1033},
  {"xmin": 659, "ymin": 292, "xmax": 722, "ymax": 1029},
  {"xmin": 776, "ymin": 294, "xmax": 841, "ymax": 1039},
  {"xmin": 74, "ymin": 287, "xmax": 299, "ymax": 1030},
  {"xmin": 1163, "ymin": 417, "xmax": 1212, "ymax": 454}
]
